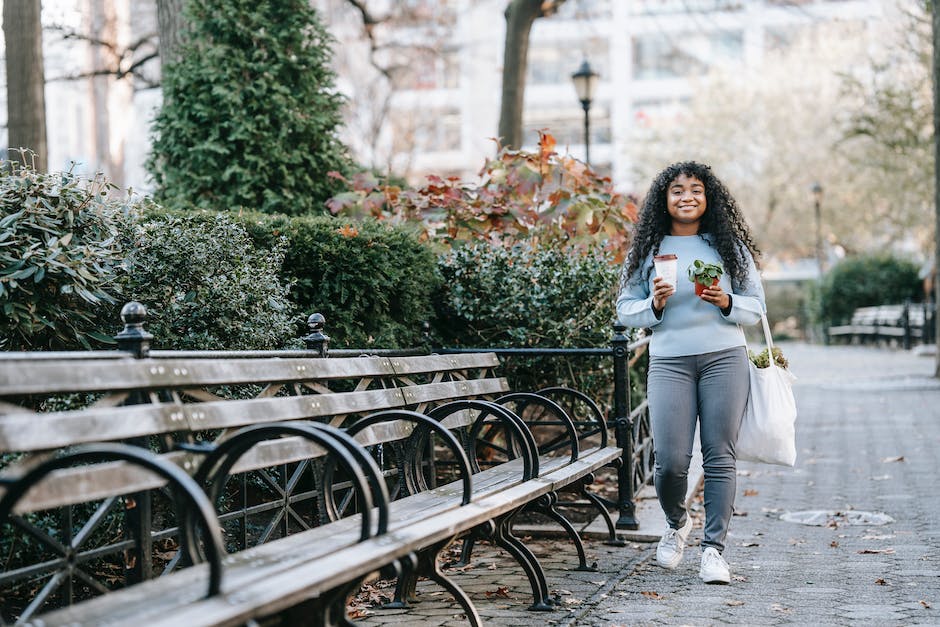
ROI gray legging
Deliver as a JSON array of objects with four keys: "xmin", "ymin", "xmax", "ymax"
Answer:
[{"xmin": 647, "ymin": 346, "xmax": 750, "ymax": 553}]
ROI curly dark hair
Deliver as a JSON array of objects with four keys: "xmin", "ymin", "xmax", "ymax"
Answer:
[{"xmin": 621, "ymin": 161, "xmax": 761, "ymax": 291}]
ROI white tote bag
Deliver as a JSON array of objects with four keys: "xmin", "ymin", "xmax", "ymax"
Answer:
[{"xmin": 737, "ymin": 313, "xmax": 797, "ymax": 466}]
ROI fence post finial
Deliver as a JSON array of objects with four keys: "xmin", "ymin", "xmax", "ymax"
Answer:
[
  {"xmin": 303, "ymin": 313, "xmax": 330, "ymax": 357},
  {"xmin": 115, "ymin": 301, "xmax": 152, "ymax": 358}
]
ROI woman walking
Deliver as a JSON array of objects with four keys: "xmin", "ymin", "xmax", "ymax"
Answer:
[{"xmin": 616, "ymin": 161, "xmax": 766, "ymax": 584}]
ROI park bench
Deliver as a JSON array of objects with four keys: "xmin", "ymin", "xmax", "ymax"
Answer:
[
  {"xmin": 0, "ymin": 302, "xmax": 622, "ymax": 626},
  {"xmin": 827, "ymin": 302, "xmax": 934, "ymax": 348}
]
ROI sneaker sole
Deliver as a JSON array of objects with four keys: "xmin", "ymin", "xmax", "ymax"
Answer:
[
  {"xmin": 701, "ymin": 575, "xmax": 730, "ymax": 584},
  {"xmin": 700, "ymin": 571, "xmax": 731, "ymax": 584}
]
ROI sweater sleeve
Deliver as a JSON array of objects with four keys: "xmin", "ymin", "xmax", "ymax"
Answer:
[
  {"xmin": 616, "ymin": 260, "xmax": 664, "ymax": 329},
  {"xmin": 721, "ymin": 249, "xmax": 766, "ymax": 326}
]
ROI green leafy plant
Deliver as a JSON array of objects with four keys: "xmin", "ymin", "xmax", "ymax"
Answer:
[
  {"xmin": 0, "ymin": 159, "xmax": 133, "ymax": 350},
  {"xmin": 748, "ymin": 346, "xmax": 789, "ymax": 369},
  {"xmin": 687, "ymin": 260, "xmax": 724, "ymax": 287},
  {"xmin": 147, "ymin": 0, "xmax": 351, "ymax": 215}
]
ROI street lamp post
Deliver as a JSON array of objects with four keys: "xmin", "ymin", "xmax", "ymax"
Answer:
[
  {"xmin": 571, "ymin": 59, "xmax": 598, "ymax": 167},
  {"xmin": 811, "ymin": 182, "xmax": 824, "ymax": 277}
]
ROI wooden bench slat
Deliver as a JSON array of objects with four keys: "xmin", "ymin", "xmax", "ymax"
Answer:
[
  {"xmin": 0, "ymin": 357, "xmax": 402, "ymax": 396},
  {"xmin": 388, "ymin": 353, "xmax": 499, "ymax": 375},
  {"xmin": 0, "ymin": 379, "xmax": 508, "ymax": 454}
]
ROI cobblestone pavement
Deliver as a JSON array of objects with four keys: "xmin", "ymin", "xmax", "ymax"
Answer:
[{"xmin": 353, "ymin": 343, "xmax": 940, "ymax": 626}]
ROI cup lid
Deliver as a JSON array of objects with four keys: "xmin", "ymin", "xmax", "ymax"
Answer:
[{"xmin": 654, "ymin": 254, "xmax": 677, "ymax": 261}]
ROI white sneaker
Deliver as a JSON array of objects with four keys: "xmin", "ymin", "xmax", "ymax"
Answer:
[
  {"xmin": 656, "ymin": 514, "xmax": 693, "ymax": 569},
  {"xmin": 699, "ymin": 547, "xmax": 731, "ymax": 584}
]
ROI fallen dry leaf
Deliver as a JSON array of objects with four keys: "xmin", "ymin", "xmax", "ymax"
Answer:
[
  {"xmin": 743, "ymin": 489, "xmax": 759, "ymax": 496},
  {"xmin": 881, "ymin": 455, "xmax": 905, "ymax": 463},
  {"xmin": 858, "ymin": 548, "xmax": 896, "ymax": 555},
  {"xmin": 726, "ymin": 599, "xmax": 745, "ymax": 607},
  {"xmin": 875, "ymin": 578, "xmax": 888, "ymax": 586},
  {"xmin": 921, "ymin": 600, "xmax": 931, "ymax": 609},
  {"xmin": 830, "ymin": 541, "xmax": 840, "ymax": 548},
  {"xmin": 740, "ymin": 542, "xmax": 760, "ymax": 547},
  {"xmin": 641, "ymin": 591, "xmax": 664, "ymax": 600},
  {"xmin": 771, "ymin": 603, "xmax": 791, "ymax": 613},
  {"xmin": 485, "ymin": 586, "xmax": 511, "ymax": 599}
]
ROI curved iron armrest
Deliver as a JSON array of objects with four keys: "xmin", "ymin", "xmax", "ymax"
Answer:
[
  {"xmin": 536, "ymin": 386, "xmax": 609, "ymax": 449},
  {"xmin": 427, "ymin": 399, "xmax": 540, "ymax": 481},
  {"xmin": 346, "ymin": 410, "xmax": 474, "ymax": 506},
  {"xmin": 193, "ymin": 421, "xmax": 389, "ymax": 541},
  {"xmin": 494, "ymin": 392, "xmax": 581, "ymax": 463},
  {"xmin": 0, "ymin": 444, "xmax": 226, "ymax": 598}
]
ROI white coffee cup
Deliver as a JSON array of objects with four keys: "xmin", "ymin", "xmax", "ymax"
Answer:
[{"xmin": 653, "ymin": 254, "xmax": 678, "ymax": 288}]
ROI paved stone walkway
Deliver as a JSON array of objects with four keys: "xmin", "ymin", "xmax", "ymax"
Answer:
[{"xmin": 354, "ymin": 343, "xmax": 940, "ymax": 626}]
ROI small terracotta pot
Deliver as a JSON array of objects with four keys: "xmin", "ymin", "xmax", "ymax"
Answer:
[{"xmin": 694, "ymin": 278, "xmax": 719, "ymax": 296}]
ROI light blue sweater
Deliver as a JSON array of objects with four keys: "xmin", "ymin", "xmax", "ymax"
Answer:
[{"xmin": 616, "ymin": 235, "xmax": 766, "ymax": 357}]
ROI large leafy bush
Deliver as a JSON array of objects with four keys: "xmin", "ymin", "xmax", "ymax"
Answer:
[
  {"xmin": 120, "ymin": 212, "xmax": 295, "ymax": 350},
  {"xmin": 328, "ymin": 132, "xmax": 637, "ymax": 261},
  {"xmin": 817, "ymin": 254, "xmax": 922, "ymax": 326},
  {"xmin": 0, "ymin": 162, "xmax": 130, "ymax": 350},
  {"xmin": 148, "ymin": 0, "xmax": 351, "ymax": 215}
]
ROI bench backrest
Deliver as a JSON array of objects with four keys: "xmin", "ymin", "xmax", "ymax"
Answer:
[{"xmin": 0, "ymin": 352, "xmax": 508, "ymax": 513}]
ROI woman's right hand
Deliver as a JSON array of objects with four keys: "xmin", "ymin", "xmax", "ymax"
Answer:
[{"xmin": 652, "ymin": 276, "xmax": 675, "ymax": 312}]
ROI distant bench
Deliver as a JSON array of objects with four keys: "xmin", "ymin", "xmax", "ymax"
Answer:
[
  {"xmin": 827, "ymin": 302, "xmax": 935, "ymax": 348},
  {"xmin": 0, "ymin": 302, "xmax": 621, "ymax": 626}
]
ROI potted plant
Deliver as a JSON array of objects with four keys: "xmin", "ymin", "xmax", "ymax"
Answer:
[
  {"xmin": 687, "ymin": 260, "xmax": 724, "ymax": 296},
  {"xmin": 748, "ymin": 346, "xmax": 789, "ymax": 369}
]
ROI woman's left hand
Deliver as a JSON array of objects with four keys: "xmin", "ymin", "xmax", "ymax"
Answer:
[{"xmin": 701, "ymin": 285, "xmax": 731, "ymax": 310}]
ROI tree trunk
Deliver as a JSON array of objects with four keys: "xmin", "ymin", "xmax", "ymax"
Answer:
[
  {"xmin": 3, "ymin": 0, "xmax": 48, "ymax": 171},
  {"xmin": 497, "ymin": 0, "xmax": 542, "ymax": 150},
  {"xmin": 932, "ymin": 0, "xmax": 940, "ymax": 376},
  {"xmin": 157, "ymin": 0, "xmax": 187, "ymax": 69}
]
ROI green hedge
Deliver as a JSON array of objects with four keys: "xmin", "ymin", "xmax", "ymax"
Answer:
[
  {"xmin": 153, "ymin": 210, "xmax": 439, "ymax": 348},
  {"xmin": 817, "ymin": 254, "xmax": 922, "ymax": 326},
  {"xmin": 120, "ymin": 212, "xmax": 295, "ymax": 350},
  {"xmin": 434, "ymin": 241, "xmax": 624, "ymax": 396}
]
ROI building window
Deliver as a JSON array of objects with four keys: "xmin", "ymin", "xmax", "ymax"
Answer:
[
  {"xmin": 528, "ymin": 40, "xmax": 609, "ymax": 86},
  {"xmin": 630, "ymin": 0, "xmax": 744, "ymax": 15},
  {"xmin": 413, "ymin": 108, "xmax": 462, "ymax": 152},
  {"xmin": 398, "ymin": 50, "xmax": 460, "ymax": 90},
  {"xmin": 555, "ymin": 0, "xmax": 612, "ymax": 20},
  {"xmin": 523, "ymin": 104, "xmax": 612, "ymax": 150},
  {"xmin": 632, "ymin": 30, "xmax": 743, "ymax": 80}
]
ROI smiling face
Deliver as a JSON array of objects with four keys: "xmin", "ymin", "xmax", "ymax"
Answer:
[{"xmin": 666, "ymin": 173, "xmax": 707, "ymax": 235}]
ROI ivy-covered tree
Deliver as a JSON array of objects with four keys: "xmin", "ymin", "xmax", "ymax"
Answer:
[{"xmin": 147, "ymin": 0, "xmax": 352, "ymax": 215}]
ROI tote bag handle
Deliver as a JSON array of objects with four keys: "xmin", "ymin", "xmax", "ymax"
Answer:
[{"xmin": 743, "ymin": 310, "xmax": 780, "ymax": 370}]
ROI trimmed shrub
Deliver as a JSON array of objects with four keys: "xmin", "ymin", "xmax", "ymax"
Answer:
[
  {"xmin": 0, "ymin": 162, "xmax": 131, "ymax": 350},
  {"xmin": 817, "ymin": 254, "xmax": 922, "ymax": 326},
  {"xmin": 235, "ymin": 213, "xmax": 441, "ymax": 348},
  {"xmin": 435, "ymin": 241, "xmax": 622, "ymax": 394},
  {"xmin": 119, "ymin": 212, "xmax": 295, "ymax": 350}
]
